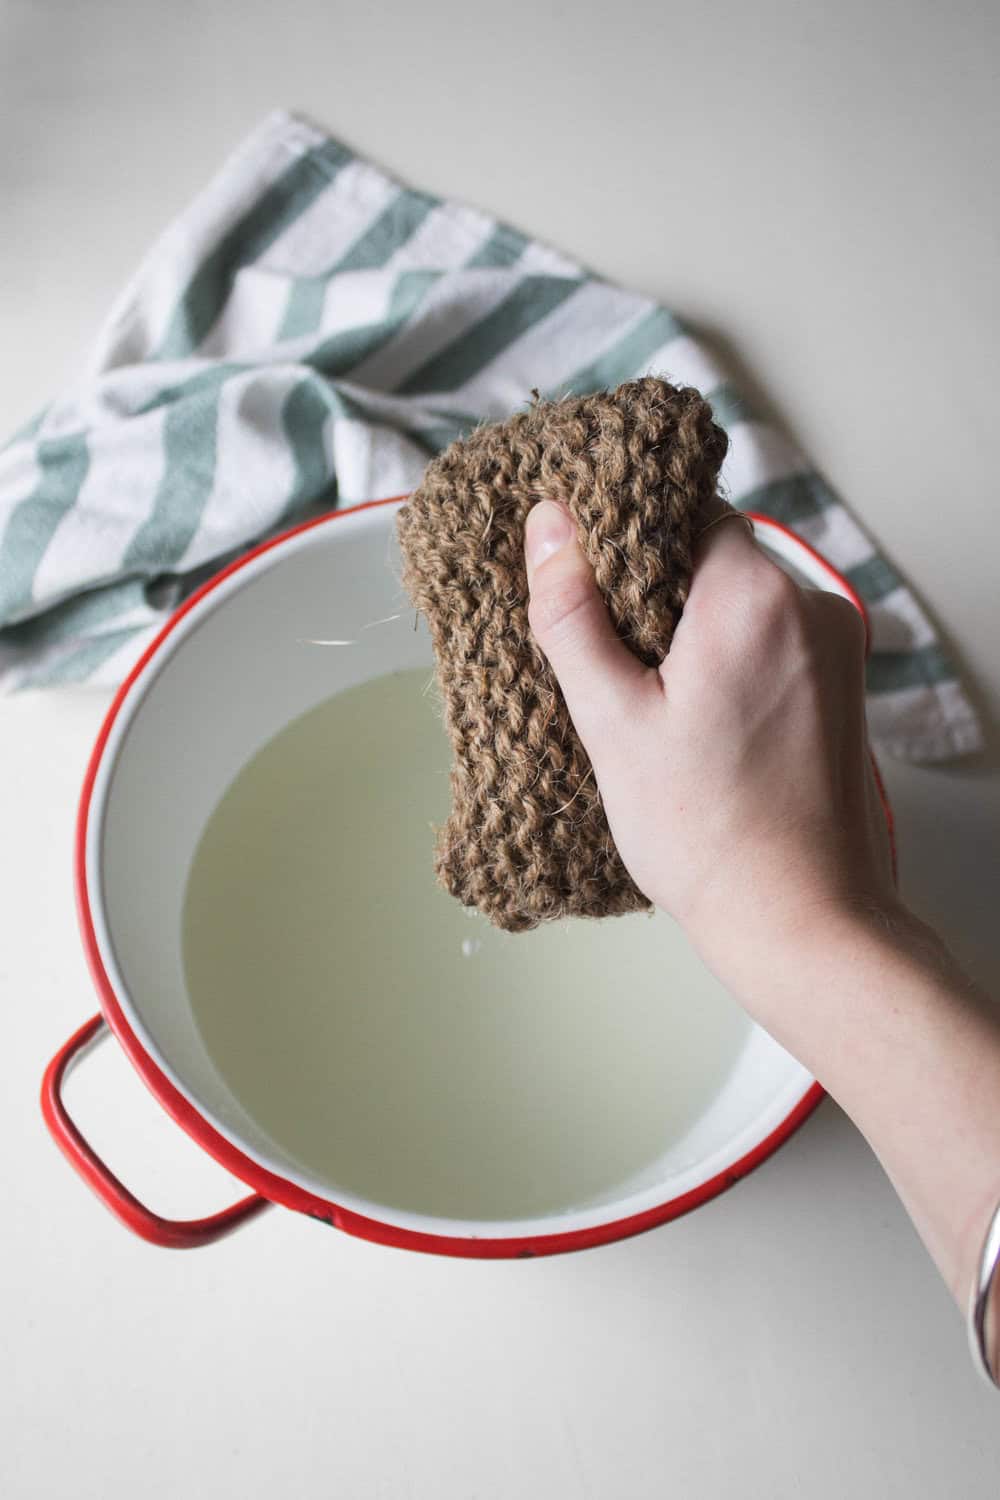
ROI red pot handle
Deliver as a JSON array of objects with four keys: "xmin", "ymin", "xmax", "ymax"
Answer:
[{"xmin": 41, "ymin": 1014, "xmax": 271, "ymax": 1248}]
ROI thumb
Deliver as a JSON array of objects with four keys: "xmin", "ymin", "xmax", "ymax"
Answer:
[{"xmin": 524, "ymin": 500, "xmax": 650, "ymax": 743}]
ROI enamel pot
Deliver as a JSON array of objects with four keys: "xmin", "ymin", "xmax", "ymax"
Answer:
[{"xmin": 41, "ymin": 498, "xmax": 893, "ymax": 1254}]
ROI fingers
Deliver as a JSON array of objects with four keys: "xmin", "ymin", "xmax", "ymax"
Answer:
[
  {"xmin": 678, "ymin": 498, "xmax": 804, "ymax": 653},
  {"xmin": 689, "ymin": 497, "xmax": 764, "ymax": 587},
  {"xmin": 524, "ymin": 500, "xmax": 651, "ymax": 745}
]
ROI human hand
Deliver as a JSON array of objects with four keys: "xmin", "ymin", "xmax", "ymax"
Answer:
[{"xmin": 523, "ymin": 497, "xmax": 896, "ymax": 1016}]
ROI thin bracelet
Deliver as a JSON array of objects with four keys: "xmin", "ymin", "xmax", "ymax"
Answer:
[{"xmin": 968, "ymin": 1196, "xmax": 1000, "ymax": 1387}]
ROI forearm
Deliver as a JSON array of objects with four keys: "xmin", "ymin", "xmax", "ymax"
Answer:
[{"xmin": 732, "ymin": 903, "xmax": 1000, "ymax": 1373}]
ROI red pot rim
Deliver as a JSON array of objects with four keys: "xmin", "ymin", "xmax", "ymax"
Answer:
[{"xmin": 72, "ymin": 498, "xmax": 875, "ymax": 1259}]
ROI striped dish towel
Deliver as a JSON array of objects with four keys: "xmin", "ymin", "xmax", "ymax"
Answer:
[{"xmin": 0, "ymin": 110, "xmax": 982, "ymax": 761}]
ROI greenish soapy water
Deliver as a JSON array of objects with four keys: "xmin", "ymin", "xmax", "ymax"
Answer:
[{"xmin": 183, "ymin": 668, "xmax": 751, "ymax": 1222}]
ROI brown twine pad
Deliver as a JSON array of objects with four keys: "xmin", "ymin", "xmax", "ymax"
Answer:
[{"xmin": 396, "ymin": 376, "xmax": 728, "ymax": 933}]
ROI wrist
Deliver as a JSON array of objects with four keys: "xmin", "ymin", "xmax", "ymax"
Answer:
[
  {"xmin": 682, "ymin": 889, "xmax": 917, "ymax": 1042},
  {"xmin": 730, "ymin": 898, "xmax": 956, "ymax": 1061}
]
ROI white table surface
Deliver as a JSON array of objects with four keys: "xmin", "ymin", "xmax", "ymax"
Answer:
[{"xmin": 3, "ymin": 2, "xmax": 1000, "ymax": 1495}]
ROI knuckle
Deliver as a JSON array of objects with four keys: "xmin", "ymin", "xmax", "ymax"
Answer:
[
  {"xmin": 727, "ymin": 558, "xmax": 802, "ymax": 645},
  {"xmin": 809, "ymin": 590, "xmax": 868, "ymax": 662},
  {"xmin": 755, "ymin": 559, "xmax": 802, "ymax": 614},
  {"xmin": 823, "ymin": 591, "xmax": 868, "ymax": 643}
]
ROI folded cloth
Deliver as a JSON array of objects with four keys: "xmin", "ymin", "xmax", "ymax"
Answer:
[{"xmin": 0, "ymin": 109, "xmax": 982, "ymax": 761}]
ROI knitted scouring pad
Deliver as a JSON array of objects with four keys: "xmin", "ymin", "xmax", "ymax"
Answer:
[{"xmin": 396, "ymin": 376, "xmax": 729, "ymax": 933}]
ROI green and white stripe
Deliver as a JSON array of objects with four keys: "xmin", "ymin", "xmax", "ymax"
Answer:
[{"xmin": 0, "ymin": 109, "xmax": 982, "ymax": 760}]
